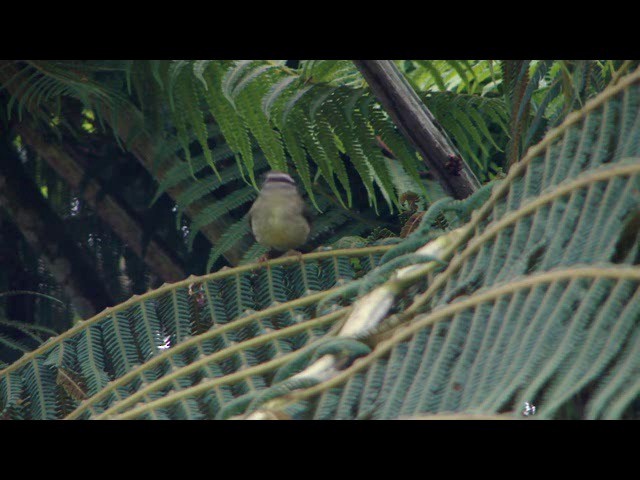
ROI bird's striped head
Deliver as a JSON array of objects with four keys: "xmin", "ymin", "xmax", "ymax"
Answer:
[{"xmin": 260, "ymin": 171, "xmax": 298, "ymax": 191}]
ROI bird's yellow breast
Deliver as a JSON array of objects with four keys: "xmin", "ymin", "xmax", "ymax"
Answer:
[{"xmin": 251, "ymin": 202, "xmax": 310, "ymax": 251}]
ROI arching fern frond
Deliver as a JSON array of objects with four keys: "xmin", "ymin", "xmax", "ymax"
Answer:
[
  {"xmin": 238, "ymin": 66, "xmax": 640, "ymax": 420},
  {"xmin": 0, "ymin": 246, "xmax": 390, "ymax": 419}
]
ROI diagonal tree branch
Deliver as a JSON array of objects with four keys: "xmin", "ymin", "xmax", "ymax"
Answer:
[
  {"xmin": 101, "ymin": 104, "xmax": 252, "ymax": 266},
  {"xmin": 0, "ymin": 139, "xmax": 114, "ymax": 318},
  {"xmin": 0, "ymin": 60, "xmax": 249, "ymax": 266},
  {"xmin": 354, "ymin": 60, "xmax": 480, "ymax": 199},
  {"xmin": 15, "ymin": 123, "xmax": 187, "ymax": 282}
]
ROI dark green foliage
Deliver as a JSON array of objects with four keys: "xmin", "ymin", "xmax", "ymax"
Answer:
[{"xmin": 3, "ymin": 59, "xmax": 626, "ymax": 281}]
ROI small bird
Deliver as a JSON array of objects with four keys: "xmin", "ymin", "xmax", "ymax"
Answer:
[{"xmin": 248, "ymin": 171, "xmax": 312, "ymax": 259}]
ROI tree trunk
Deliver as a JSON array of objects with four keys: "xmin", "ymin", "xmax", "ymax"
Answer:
[
  {"xmin": 0, "ymin": 140, "xmax": 114, "ymax": 318},
  {"xmin": 16, "ymin": 123, "xmax": 187, "ymax": 283},
  {"xmin": 354, "ymin": 60, "xmax": 480, "ymax": 199}
]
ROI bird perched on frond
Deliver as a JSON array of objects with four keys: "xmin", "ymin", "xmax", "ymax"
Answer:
[{"xmin": 248, "ymin": 171, "xmax": 312, "ymax": 260}]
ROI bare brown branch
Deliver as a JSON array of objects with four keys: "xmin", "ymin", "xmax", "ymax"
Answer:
[
  {"xmin": 16, "ymin": 123, "xmax": 187, "ymax": 282},
  {"xmin": 354, "ymin": 60, "xmax": 480, "ymax": 199},
  {"xmin": 0, "ymin": 141, "xmax": 114, "ymax": 318}
]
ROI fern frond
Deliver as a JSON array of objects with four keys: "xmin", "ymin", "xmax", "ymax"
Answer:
[
  {"xmin": 202, "ymin": 61, "xmax": 256, "ymax": 187},
  {"xmin": 205, "ymin": 218, "xmax": 252, "ymax": 272},
  {"xmin": 0, "ymin": 245, "xmax": 389, "ymax": 419},
  {"xmin": 186, "ymin": 186, "xmax": 257, "ymax": 250},
  {"xmin": 207, "ymin": 67, "xmax": 640, "ymax": 420},
  {"xmin": 151, "ymin": 143, "xmax": 237, "ymax": 205}
]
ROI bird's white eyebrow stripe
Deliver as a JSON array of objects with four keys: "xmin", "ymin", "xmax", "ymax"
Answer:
[{"xmin": 265, "ymin": 173, "xmax": 296, "ymax": 185}]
